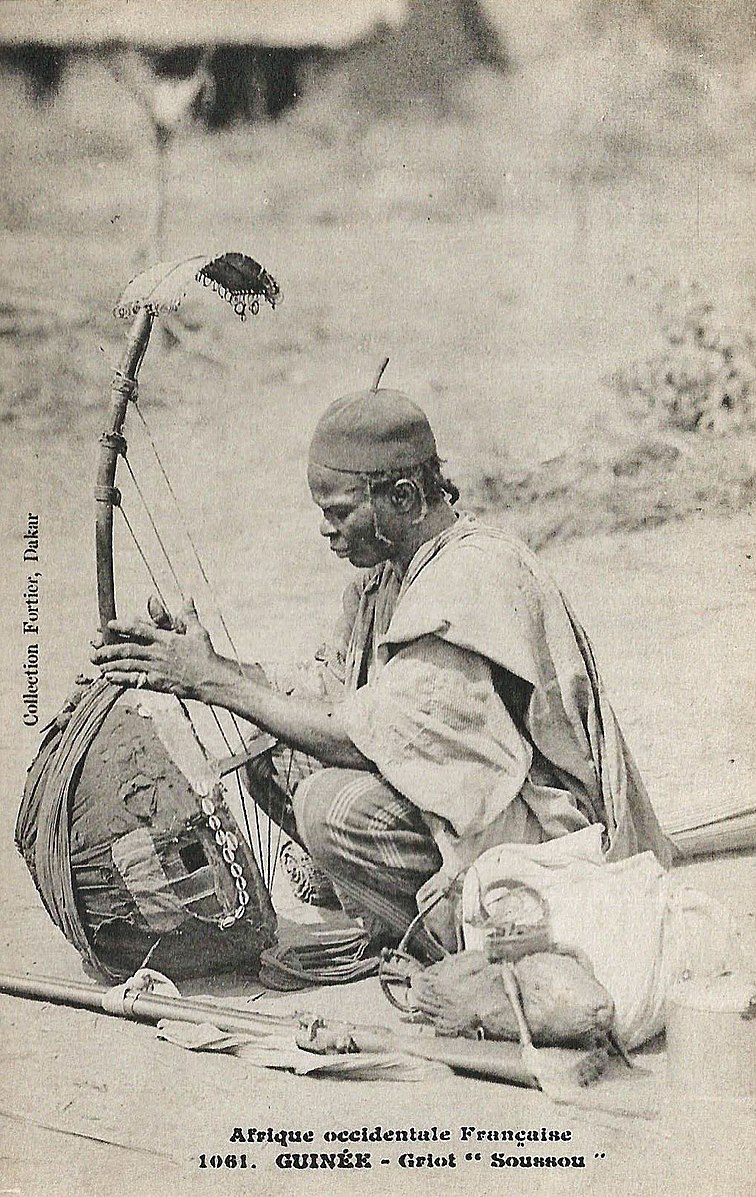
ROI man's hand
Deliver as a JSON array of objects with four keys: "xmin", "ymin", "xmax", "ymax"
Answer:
[
  {"xmin": 91, "ymin": 597, "xmax": 226, "ymax": 700},
  {"xmin": 146, "ymin": 593, "xmax": 175, "ymax": 630},
  {"xmin": 92, "ymin": 595, "xmax": 371, "ymax": 770}
]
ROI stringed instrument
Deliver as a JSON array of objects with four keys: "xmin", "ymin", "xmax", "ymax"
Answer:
[{"xmin": 16, "ymin": 253, "xmax": 289, "ymax": 983}]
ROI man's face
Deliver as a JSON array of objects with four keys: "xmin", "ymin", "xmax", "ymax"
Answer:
[{"xmin": 308, "ymin": 463, "xmax": 398, "ymax": 568}]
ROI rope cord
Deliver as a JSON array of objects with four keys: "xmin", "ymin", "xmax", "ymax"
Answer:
[{"xmin": 117, "ymin": 508, "xmax": 217, "ymax": 811}]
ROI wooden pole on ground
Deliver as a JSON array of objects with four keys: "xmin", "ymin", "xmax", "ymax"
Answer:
[{"xmin": 0, "ymin": 972, "xmax": 542, "ymax": 1087}]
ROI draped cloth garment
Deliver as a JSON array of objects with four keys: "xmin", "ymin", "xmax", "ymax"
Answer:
[{"xmin": 319, "ymin": 517, "xmax": 672, "ymax": 875}]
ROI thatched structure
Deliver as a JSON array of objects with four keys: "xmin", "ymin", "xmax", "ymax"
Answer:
[{"xmin": 0, "ymin": 0, "xmax": 507, "ymax": 120}]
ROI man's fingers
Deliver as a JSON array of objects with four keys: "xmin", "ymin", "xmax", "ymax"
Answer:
[
  {"xmin": 174, "ymin": 597, "xmax": 200, "ymax": 635},
  {"xmin": 103, "ymin": 669, "xmax": 154, "ymax": 689},
  {"xmin": 92, "ymin": 642, "xmax": 154, "ymax": 664},
  {"xmin": 147, "ymin": 594, "xmax": 173, "ymax": 629},
  {"xmin": 104, "ymin": 657, "xmax": 152, "ymax": 671},
  {"xmin": 106, "ymin": 617, "xmax": 165, "ymax": 643}
]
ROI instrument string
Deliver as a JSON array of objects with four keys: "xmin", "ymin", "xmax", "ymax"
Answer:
[
  {"xmin": 119, "ymin": 479, "xmax": 270, "ymax": 884},
  {"xmin": 132, "ymin": 400, "xmax": 245, "ymax": 671},
  {"xmin": 206, "ymin": 706, "xmax": 267, "ymax": 882},
  {"xmin": 122, "ymin": 455, "xmax": 185, "ymax": 600},
  {"xmin": 268, "ymin": 747, "xmax": 295, "ymax": 892},
  {"xmin": 117, "ymin": 506, "xmax": 171, "ymax": 613},
  {"xmin": 117, "ymin": 506, "xmax": 253, "ymax": 849},
  {"xmin": 128, "ymin": 401, "xmax": 275, "ymax": 888}
]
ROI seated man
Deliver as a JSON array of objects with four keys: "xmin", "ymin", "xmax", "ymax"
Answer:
[{"xmin": 94, "ymin": 372, "xmax": 672, "ymax": 953}]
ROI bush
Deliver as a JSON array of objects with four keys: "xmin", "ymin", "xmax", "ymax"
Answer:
[
  {"xmin": 465, "ymin": 277, "xmax": 756, "ymax": 549},
  {"xmin": 609, "ymin": 278, "xmax": 756, "ymax": 435}
]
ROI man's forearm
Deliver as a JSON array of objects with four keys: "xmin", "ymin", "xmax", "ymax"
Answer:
[
  {"xmin": 216, "ymin": 657, "xmax": 269, "ymax": 687},
  {"xmin": 201, "ymin": 660, "xmax": 371, "ymax": 770}
]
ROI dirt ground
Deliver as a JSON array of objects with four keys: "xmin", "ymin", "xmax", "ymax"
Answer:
[
  {"xmin": 1, "ymin": 40, "xmax": 754, "ymax": 1197},
  {"xmin": 1, "ymin": 511, "xmax": 753, "ymax": 1197}
]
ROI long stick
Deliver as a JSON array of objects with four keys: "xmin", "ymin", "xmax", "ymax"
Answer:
[
  {"xmin": 0, "ymin": 1107, "xmax": 183, "ymax": 1164},
  {"xmin": 96, "ymin": 307, "xmax": 154, "ymax": 640},
  {"xmin": 0, "ymin": 972, "xmax": 538, "ymax": 1087},
  {"xmin": 0, "ymin": 973, "xmax": 290, "ymax": 1034}
]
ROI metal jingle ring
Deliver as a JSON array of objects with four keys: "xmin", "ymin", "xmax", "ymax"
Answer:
[
  {"xmin": 235, "ymin": 874, "xmax": 248, "ymax": 891},
  {"xmin": 215, "ymin": 829, "xmax": 227, "ymax": 846},
  {"xmin": 234, "ymin": 904, "xmax": 245, "ymax": 919},
  {"xmin": 201, "ymin": 797, "xmax": 215, "ymax": 816},
  {"xmin": 230, "ymin": 862, "xmax": 243, "ymax": 879},
  {"xmin": 218, "ymin": 914, "xmax": 236, "ymax": 931},
  {"xmin": 238, "ymin": 890, "xmax": 250, "ymax": 906},
  {"xmin": 222, "ymin": 845, "xmax": 235, "ymax": 864},
  {"xmin": 207, "ymin": 814, "xmax": 221, "ymax": 832}
]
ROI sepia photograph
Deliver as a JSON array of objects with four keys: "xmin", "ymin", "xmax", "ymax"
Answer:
[{"xmin": 0, "ymin": 1, "xmax": 754, "ymax": 1193}]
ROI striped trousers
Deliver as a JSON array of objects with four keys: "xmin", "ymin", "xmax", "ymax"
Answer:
[{"xmin": 248, "ymin": 751, "xmax": 443, "ymax": 957}]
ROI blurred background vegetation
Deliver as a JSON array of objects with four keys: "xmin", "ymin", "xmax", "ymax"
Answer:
[{"xmin": 1, "ymin": 0, "xmax": 754, "ymax": 556}]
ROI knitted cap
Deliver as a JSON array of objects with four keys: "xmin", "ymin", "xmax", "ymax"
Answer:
[{"xmin": 308, "ymin": 361, "xmax": 437, "ymax": 474}]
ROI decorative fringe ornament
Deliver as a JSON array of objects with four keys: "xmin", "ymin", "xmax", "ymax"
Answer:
[{"xmin": 114, "ymin": 252, "xmax": 281, "ymax": 322}]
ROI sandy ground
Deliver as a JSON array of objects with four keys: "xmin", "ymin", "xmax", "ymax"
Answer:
[{"xmin": 1, "ymin": 510, "xmax": 753, "ymax": 1197}]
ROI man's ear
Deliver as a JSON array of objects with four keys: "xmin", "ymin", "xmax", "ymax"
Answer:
[{"xmin": 391, "ymin": 478, "xmax": 419, "ymax": 512}]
